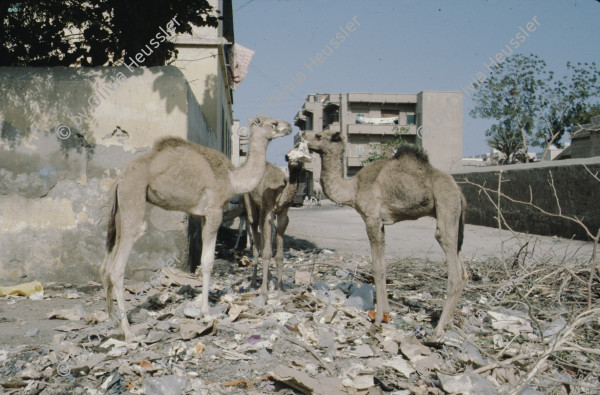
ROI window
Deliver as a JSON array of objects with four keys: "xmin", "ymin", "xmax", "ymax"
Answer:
[
  {"xmin": 406, "ymin": 114, "xmax": 416, "ymax": 125},
  {"xmin": 306, "ymin": 112, "xmax": 313, "ymax": 131},
  {"xmin": 323, "ymin": 105, "xmax": 339, "ymax": 129}
]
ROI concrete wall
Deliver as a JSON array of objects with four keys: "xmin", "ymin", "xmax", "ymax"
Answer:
[
  {"xmin": 452, "ymin": 157, "xmax": 600, "ymax": 240},
  {"xmin": 0, "ymin": 66, "xmax": 215, "ymax": 284},
  {"xmin": 418, "ymin": 91, "xmax": 463, "ymax": 172}
]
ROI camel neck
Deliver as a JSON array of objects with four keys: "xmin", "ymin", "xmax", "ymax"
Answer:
[
  {"xmin": 320, "ymin": 151, "xmax": 356, "ymax": 207},
  {"xmin": 288, "ymin": 165, "xmax": 302, "ymax": 185},
  {"xmin": 278, "ymin": 165, "xmax": 303, "ymax": 207},
  {"xmin": 230, "ymin": 130, "xmax": 269, "ymax": 194}
]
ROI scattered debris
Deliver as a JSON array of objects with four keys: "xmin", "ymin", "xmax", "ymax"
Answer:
[{"xmin": 1, "ymin": 244, "xmax": 598, "ymax": 394}]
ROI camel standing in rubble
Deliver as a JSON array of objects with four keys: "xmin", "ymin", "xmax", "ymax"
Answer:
[
  {"xmin": 100, "ymin": 115, "xmax": 291, "ymax": 342},
  {"xmin": 245, "ymin": 146, "xmax": 311, "ymax": 297},
  {"xmin": 304, "ymin": 131, "xmax": 467, "ymax": 337}
]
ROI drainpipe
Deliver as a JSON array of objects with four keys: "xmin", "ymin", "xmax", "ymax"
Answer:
[{"xmin": 340, "ymin": 93, "xmax": 346, "ymax": 178}]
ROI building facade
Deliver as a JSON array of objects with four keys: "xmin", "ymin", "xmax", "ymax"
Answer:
[
  {"xmin": 172, "ymin": 0, "xmax": 234, "ymax": 156},
  {"xmin": 0, "ymin": 0, "xmax": 239, "ymax": 283},
  {"xmin": 294, "ymin": 92, "xmax": 463, "ymax": 180}
]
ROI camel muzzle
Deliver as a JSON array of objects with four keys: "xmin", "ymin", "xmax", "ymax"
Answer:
[{"xmin": 273, "ymin": 122, "xmax": 292, "ymax": 138}]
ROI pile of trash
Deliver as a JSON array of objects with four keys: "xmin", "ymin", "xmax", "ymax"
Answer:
[{"xmin": 1, "ymin": 247, "xmax": 599, "ymax": 394}]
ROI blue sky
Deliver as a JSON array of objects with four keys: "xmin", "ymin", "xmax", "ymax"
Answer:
[{"xmin": 231, "ymin": 0, "xmax": 600, "ymax": 166}]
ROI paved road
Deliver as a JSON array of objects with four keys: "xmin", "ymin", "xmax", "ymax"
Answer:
[{"xmin": 286, "ymin": 200, "xmax": 593, "ymax": 263}]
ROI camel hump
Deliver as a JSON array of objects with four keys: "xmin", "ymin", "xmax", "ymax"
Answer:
[
  {"xmin": 393, "ymin": 144, "xmax": 429, "ymax": 164},
  {"xmin": 153, "ymin": 136, "xmax": 190, "ymax": 152}
]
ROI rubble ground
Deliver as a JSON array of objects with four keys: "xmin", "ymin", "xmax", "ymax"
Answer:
[{"xmin": 1, "ymin": 205, "xmax": 599, "ymax": 394}]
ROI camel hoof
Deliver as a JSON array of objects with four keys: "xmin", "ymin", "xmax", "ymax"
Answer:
[{"xmin": 367, "ymin": 323, "xmax": 382, "ymax": 336}]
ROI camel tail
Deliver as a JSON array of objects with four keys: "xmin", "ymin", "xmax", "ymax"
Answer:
[
  {"xmin": 106, "ymin": 183, "xmax": 119, "ymax": 253},
  {"xmin": 458, "ymin": 192, "xmax": 467, "ymax": 253}
]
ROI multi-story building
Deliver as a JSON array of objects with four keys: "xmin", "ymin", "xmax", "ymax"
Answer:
[
  {"xmin": 294, "ymin": 92, "xmax": 463, "ymax": 186},
  {"xmin": 231, "ymin": 120, "xmax": 250, "ymax": 167}
]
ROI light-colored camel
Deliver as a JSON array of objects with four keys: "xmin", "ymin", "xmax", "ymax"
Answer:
[
  {"xmin": 245, "ymin": 146, "xmax": 311, "ymax": 297},
  {"xmin": 100, "ymin": 115, "xmax": 291, "ymax": 342},
  {"xmin": 312, "ymin": 179, "xmax": 323, "ymax": 206},
  {"xmin": 304, "ymin": 131, "xmax": 467, "ymax": 337}
]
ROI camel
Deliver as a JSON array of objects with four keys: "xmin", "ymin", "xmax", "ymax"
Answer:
[
  {"xmin": 303, "ymin": 131, "xmax": 467, "ymax": 337},
  {"xmin": 100, "ymin": 115, "xmax": 291, "ymax": 342},
  {"xmin": 312, "ymin": 179, "xmax": 323, "ymax": 206},
  {"xmin": 221, "ymin": 195, "xmax": 251, "ymax": 250},
  {"xmin": 245, "ymin": 145, "xmax": 311, "ymax": 298}
]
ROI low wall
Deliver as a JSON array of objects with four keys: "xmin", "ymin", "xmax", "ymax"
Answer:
[
  {"xmin": 452, "ymin": 157, "xmax": 600, "ymax": 241},
  {"xmin": 0, "ymin": 66, "xmax": 217, "ymax": 284}
]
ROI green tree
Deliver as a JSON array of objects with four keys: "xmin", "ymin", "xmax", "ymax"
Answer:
[
  {"xmin": 0, "ymin": 0, "xmax": 218, "ymax": 67},
  {"xmin": 471, "ymin": 54, "xmax": 600, "ymax": 162},
  {"xmin": 486, "ymin": 124, "xmax": 523, "ymax": 164}
]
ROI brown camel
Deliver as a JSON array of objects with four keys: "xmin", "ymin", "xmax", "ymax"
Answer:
[
  {"xmin": 304, "ymin": 131, "xmax": 467, "ymax": 337},
  {"xmin": 100, "ymin": 115, "xmax": 291, "ymax": 342},
  {"xmin": 245, "ymin": 145, "xmax": 311, "ymax": 297}
]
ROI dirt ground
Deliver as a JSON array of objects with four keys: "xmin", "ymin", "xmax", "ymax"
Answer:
[
  {"xmin": 285, "ymin": 200, "xmax": 594, "ymax": 262},
  {"xmin": 1, "ymin": 201, "xmax": 598, "ymax": 394}
]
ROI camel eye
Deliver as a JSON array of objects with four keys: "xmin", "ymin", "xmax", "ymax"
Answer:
[{"xmin": 253, "ymin": 117, "xmax": 262, "ymax": 126}]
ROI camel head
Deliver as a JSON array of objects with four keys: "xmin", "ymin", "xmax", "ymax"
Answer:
[
  {"xmin": 248, "ymin": 114, "xmax": 292, "ymax": 140},
  {"xmin": 303, "ymin": 131, "xmax": 345, "ymax": 157},
  {"xmin": 285, "ymin": 141, "xmax": 312, "ymax": 167}
]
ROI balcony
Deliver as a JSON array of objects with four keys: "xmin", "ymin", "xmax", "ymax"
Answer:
[
  {"xmin": 348, "ymin": 93, "xmax": 417, "ymax": 104},
  {"xmin": 347, "ymin": 124, "xmax": 417, "ymax": 135},
  {"xmin": 347, "ymin": 156, "xmax": 365, "ymax": 167}
]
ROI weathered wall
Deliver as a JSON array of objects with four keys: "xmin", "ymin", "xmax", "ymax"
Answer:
[
  {"xmin": 452, "ymin": 157, "xmax": 600, "ymax": 240},
  {"xmin": 0, "ymin": 66, "xmax": 215, "ymax": 285}
]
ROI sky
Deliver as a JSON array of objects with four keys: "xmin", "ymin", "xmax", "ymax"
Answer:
[{"xmin": 230, "ymin": 0, "xmax": 600, "ymax": 167}]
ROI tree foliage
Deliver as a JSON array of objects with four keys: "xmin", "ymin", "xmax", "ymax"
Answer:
[
  {"xmin": 486, "ymin": 124, "xmax": 523, "ymax": 164},
  {"xmin": 470, "ymin": 54, "xmax": 600, "ymax": 162},
  {"xmin": 0, "ymin": 0, "xmax": 218, "ymax": 67}
]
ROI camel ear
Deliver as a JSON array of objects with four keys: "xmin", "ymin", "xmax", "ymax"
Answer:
[{"xmin": 331, "ymin": 132, "xmax": 343, "ymax": 142}]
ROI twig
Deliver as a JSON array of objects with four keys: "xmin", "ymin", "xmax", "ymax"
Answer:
[
  {"xmin": 509, "ymin": 308, "xmax": 600, "ymax": 395},
  {"xmin": 282, "ymin": 335, "xmax": 336, "ymax": 375}
]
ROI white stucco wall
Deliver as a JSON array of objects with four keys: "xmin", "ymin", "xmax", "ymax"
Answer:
[{"xmin": 0, "ymin": 66, "xmax": 218, "ymax": 283}]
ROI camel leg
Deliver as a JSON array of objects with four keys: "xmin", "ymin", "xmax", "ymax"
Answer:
[
  {"xmin": 101, "ymin": 185, "xmax": 146, "ymax": 343},
  {"xmin": 246, "ymin": 201, "xmax": 261, "ymax": 288},
  {"xmin": 260, "ymin": 210, "xmax": 273, "ymax": 298},
  {"xmin": 433, "ymin": 202, "xmax": 467, "ymax": 337},
  {"xmin": 275, "ymin": 208, "xmax": 290, "ymax": 291},
  {"xmin": 196, "ymin": 213, "xmax": 222, "ymax": 314},
  {"xmin": 244, "ymin": 217, "xmax": 251, "ymax": 250},
  {"xmin": 106, "ymin": 236, "xmax": 139, "ymax": 342},
  {"xmin": 365, "ymin": 217, "xmax": 389, "ymax": 326},
  {"xmin": 233, "ymin": 215, "xmax": 245, "ymax": 250}
]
